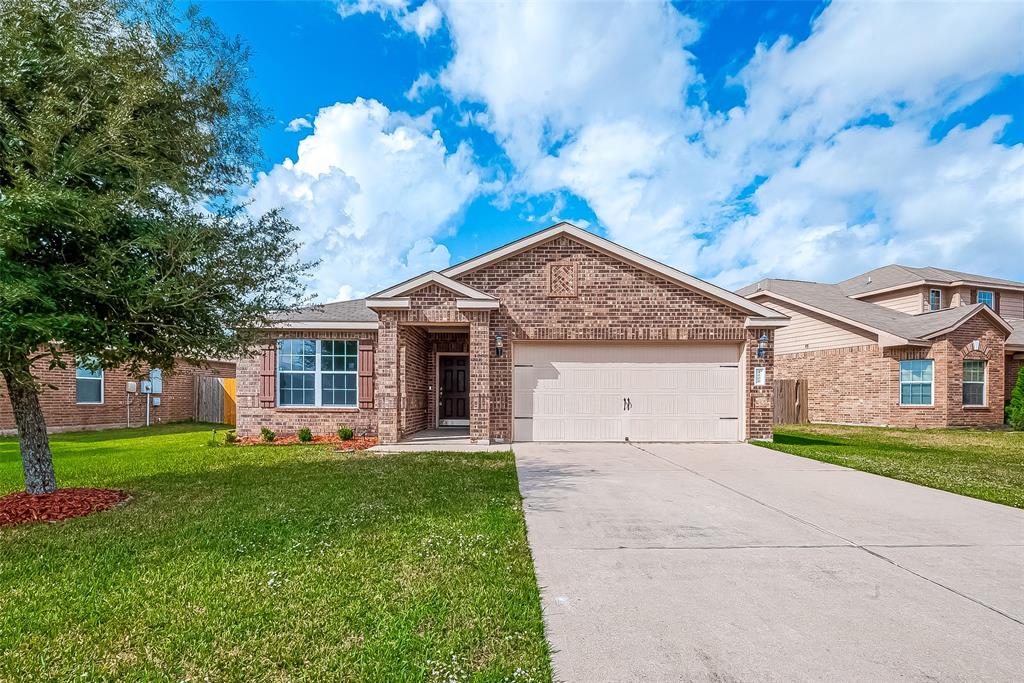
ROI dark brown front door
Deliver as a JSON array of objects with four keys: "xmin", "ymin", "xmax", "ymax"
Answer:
[{"xmin": 439, "ymin": 355, "xmax": 469, "ymax": 426}]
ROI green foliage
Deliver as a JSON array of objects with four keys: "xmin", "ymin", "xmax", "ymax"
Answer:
[
  {"xmin": 260, "ymin": 427, "xmax": 275, "ymax": 443},
  {"xmin": 337, "ymin": 426, "xmax": 354, "ymax": 441},
  {"xmin": 1007, "ymin": 367, "xmax": 1024, "ymax": 431},
  {"xmin": 206, "ymin": 429, "xmax": 220, "ymax": 448},
  {"xmin": 297, "ymin": 427, "xmax": 312, "ymax": 442},
  {"xmin": 224, "ymin": 429, "xmax": 237, "ymax": 445},
  {"xmin": 0, "ymin": 0, "xmax": 312, "ymax": 380}
]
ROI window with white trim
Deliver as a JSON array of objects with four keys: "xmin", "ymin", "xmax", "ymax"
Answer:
[
  {"xmin": 75, "ymin": 359, "xmax": 104, "ymax": 404},
  {"xmin": 929, "ymin": 289, "xmax": 942, "ymax": 311},
  {"xmin": 277, "ymin": 339, "xmax": 358, "ymax": 408},
  {"xmin": 899, "ymin": 360, "xmax": 933, "ymax": 406},
  {"xmin": 962, "ymin": 360, "xmax": 986, "ymax": 407},
  {"xmin": 976, "ymin": 290, "xmax": 994, "ymax": 308}
]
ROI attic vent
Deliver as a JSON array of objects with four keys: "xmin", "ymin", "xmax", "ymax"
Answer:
[{"xmin": 866, "ymin": 276, "xmax": 872, "ymax": 284}]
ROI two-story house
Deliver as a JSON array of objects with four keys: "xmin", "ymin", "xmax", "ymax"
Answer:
[{"xmin": 739, "ymin": 265, "xmax": 1024, "ymax": 428}]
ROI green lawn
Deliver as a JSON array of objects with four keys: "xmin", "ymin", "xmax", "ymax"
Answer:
[
  {"xmin": 760, "ymin": 424, "xmax": 1024, "ymax": 508},
  {"xmin": 0, "ymin": 423, "xmax": 551, "ymax": 682}
]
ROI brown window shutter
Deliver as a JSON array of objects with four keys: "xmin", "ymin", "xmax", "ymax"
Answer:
[
  {"xmin": 994, "ymin": 291, "xmax": 1001, "ymax": 314},
  {"xmin": 970, "ymin": 287, "xmax": 977, "ymax": 304},
  {"xmin": 358, "ymin": 342, "xmax": 375, "ymax": 409},
  {"xmin": 259, "ymin": 342, "xmax": 277, "ymax": 408}
]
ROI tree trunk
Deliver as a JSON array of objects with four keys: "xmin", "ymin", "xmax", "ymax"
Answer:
[{"xmin": 1, "ymin": 363, "xmax": 57, "ymax": 494}]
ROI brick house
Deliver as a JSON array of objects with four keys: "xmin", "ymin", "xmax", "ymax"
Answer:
[
  {"xmin": 0, "ymin": 357, "xmax": 235, "ymax": 435},
  {"xmin": 739, "ymin": 265, "xmax": 1024, "ymax": 428},
  {"xmin": 237, "ymin": 223, "xmax": 788, "ymax": 444}
]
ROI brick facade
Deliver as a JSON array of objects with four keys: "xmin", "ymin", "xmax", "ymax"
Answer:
[
  {"xmin": 238, "ymin": 233, "xmax": 776, "ymax": 443},
  {"xmin": 775, "ymin": 314, "xmax": 1007, "ymax": 427},
  {"xmin": 236, "ymin": 330, "xmax": 377, "ymax": 438},
  {"xmin": 0, "ymin": 356, "xmax": 234, "ymax": 435}
]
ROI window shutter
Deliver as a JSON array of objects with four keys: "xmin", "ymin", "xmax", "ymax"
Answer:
[
  {"xmin": 970, "ymin": 288, "xmax": 977, "ymax": 304},
  {"xmin": 994, "ymin": 291, "xmax": 1001, "ymax": 314},
  {"xmin": 358, "ymin": 342, "xmax": 375, "ymax": 409},
  {"xmin": 259, "ymin": 343, "xmax": 277, "ymax": 408}
]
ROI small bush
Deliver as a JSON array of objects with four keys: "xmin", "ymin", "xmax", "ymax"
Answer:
[
  {"xmin": 337, "ymin": 426, "xmax": 354, "ymax": 441},
  {"xmin": 1008, "ymin": 367, "xmax": 1024, "ymax": 431},
  {"xmin": 297, "ymin": 427, "xmax": 313, "ymax": 442},
  {"xmin": 224, "ymin": 430, "xmax": 237, "ymax": 445},
  {"xmin": 261, "ymin": 427, "xmax": 276, "ymax": 443}
]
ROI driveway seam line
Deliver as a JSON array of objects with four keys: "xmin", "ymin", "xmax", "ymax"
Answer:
[{"xmin": 629, "ymin": 443, "xmax": 1024, "ymax": 629}]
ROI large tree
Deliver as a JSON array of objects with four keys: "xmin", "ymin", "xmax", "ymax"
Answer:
[{"xmin": 0, "ymin": 0, "xmax": 311, "ymax": 493}]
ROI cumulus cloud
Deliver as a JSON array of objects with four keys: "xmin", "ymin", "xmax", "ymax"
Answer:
[
  {"xmin": 249, "ymin": 98, "xmax": 481, "ymax": 300},
  {"xmin": 371, "ymin": 0, "xmax": 1024, "ymax": 285},
  {"xmin": 285, "ymin": 117, "xmax": 312, "ymax": 132}
]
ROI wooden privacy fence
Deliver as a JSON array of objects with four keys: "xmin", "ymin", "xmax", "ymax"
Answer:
[
  {"xmin": 196, "ymin": 377, "xmax": 237, "ymax": 425},
  {"xmin": 773, "ymin": 379, "xmax": 808, "ymax": 425}
]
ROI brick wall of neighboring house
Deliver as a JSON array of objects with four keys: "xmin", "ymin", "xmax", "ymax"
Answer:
[
  {"xmin": 235, "ymin": 330, "xmax": 377, "ymax": 438},
  {"xmin": 1007, "ymin": 355, "xmax": 1023, "ymax": 409},
  {"xmin": 453, "ymin": 234, "xmax": 762, "ymax": 441},
  {"xmin": 0, "ymin": 356, "xmax": 234, "ymax": 435},
  {"xmin": 775, "ymin": 344, "xmax": 888, "ymax": 425},
  {"xmin": 775, "ymin": 314, "xmax": 1007, "ymax": 428}
]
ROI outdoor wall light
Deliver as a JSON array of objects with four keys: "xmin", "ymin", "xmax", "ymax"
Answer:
[
  {"xmin": 756, "ymin": 333, "xmax": 769, "ymax": 359},
  {"xmin": 495, "ymin": 334, "xmax": 504, "ymax": 358}
]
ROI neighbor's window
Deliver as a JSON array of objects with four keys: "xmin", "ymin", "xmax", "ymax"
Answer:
[
  {"xmin": 976, "ymin": 290, "xmax": 994, "ymax": 308},
  {"xmin": 962, "ymin": 360, "xmax": 986, "ymax": 407},
  {"xmin": 929, "ymin": 289, "xmax": 942, "ymax": 311},
  {"xmin": 277, "ymin": 339, "xmax": 358, "ymax": 408},
  {"xmin": 899, "ymin": 360, "xmax": 933, "ymax": 406},
  {"xmin": 75, "ymin": 359, "xmax": 104, "ymax": 404}
]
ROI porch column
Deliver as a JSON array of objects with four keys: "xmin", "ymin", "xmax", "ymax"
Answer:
[
  {"xmin": 376, "ymin": 315, "xmax": 400, "ymax": 444},
  {"xmin": 469, "ymin": 312, "xmax": 491, "ymax": 443}
]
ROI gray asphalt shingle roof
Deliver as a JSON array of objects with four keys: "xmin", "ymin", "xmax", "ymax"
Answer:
[
  {"xmin": 837, "ymin": 264, "xmax": 1024, "ymax": 296},
  {"xmin": 1009, "ymin": 319, "xmax": 1024, "ymax": 349},
  {"xmin": 272, "ymin": 299, "xmax": 378, "ymax": 323},
  {"xmin": 739, "ymin": 279, "xmax": 1002, "ymax": 342}
]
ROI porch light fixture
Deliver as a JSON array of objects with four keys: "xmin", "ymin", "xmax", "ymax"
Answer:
[
  {"xmin": 495, "ymin": 333, "xmax": 505, "ymax": 358},
  {"xmin": 756, "ymin": 333, "xmax": 769, "ymax": 359}
]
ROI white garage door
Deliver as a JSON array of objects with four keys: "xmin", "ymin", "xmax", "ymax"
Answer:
[{"xmin": 514, "ymin": 343, "xmax": 743, "ymax": 442}]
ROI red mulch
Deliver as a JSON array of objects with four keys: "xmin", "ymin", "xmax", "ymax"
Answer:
[
  {"xmin": 235, "ymin": 434, "xmax": 378, "ymax": 451},
  {"xmin": 0, "ymin": 487, "xmax": 130, "ymax": 528}
]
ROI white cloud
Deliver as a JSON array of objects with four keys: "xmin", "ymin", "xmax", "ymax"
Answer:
[
  {"xmin": 285, "ymin": 117, "xmax": 312, "ymax": 132},
  {"xmin": 416, "ymin": 0, "xmax": 1024, "ymax": 284},
  {"xmin": 399, "ymin": 1, "xmax": 442, "ymax": 39},
  {"xmin": 249, "ymin": 98, "xmax": 481, "ymax": 300},
  {"xmin": 404, "ymin": 72, "xmax": 435, "ymax": 100}
]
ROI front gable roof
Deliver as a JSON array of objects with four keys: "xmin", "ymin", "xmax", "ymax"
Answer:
[
  {"xmin": 441, "ymin": 222, "xmax": 784, "ymax": 321},
  {"xmin": 366, "ymin": 271, "xmax": 498, "ymax": 311}
]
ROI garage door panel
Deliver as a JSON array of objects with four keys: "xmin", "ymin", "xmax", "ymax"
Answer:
[{"xmin": 514, "ymin": 343, "xmax": 742, "ymax": 443}]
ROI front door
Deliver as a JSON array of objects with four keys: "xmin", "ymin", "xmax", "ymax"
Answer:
[{"xmin": 439, "ymin": 355, "xmax": 469, "ymax": 426}]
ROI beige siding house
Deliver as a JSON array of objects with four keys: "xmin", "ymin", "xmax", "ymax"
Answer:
[{"xmin": 740, "ymin": 265, "xmax": 1024, "ymax": 428}]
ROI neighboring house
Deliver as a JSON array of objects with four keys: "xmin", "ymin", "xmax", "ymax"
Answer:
[
  {"xmin": 0, "ymin": 356, "xmax": 235, "ymax": 435},
  {"xmin": 238, "ymin": 222, "xmax": 787, "ymax": 444},
  {"xmin": 739, "ymin": 265, "xmax": 1024, "ymax": 428}
]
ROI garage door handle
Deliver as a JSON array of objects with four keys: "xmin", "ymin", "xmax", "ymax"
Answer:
[
  {"xmin": 626, "ymin": 397, "xmax": 632, "ymax": 410},
  {"xmin": 623, "ymin": 397, "xmax": 627, "ymax": 411}
]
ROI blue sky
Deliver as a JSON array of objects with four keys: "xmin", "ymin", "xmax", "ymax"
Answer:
[{"xmin": 196, "ymin": 0, "xmax": 1024, "ymax": 302}]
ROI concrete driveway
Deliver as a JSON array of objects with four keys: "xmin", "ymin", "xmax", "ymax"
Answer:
[{"xmin": 514, "ymin": 442, "xmax": 1024, "ymax": 682}]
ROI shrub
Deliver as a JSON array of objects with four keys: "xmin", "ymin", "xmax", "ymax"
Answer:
[
  {"xmin": 1008, "ymin": 367, "xmax": 1024, "ymax": 431},
  {"xmin": 297, "ymin": 427, "xmax": 313, "ymax": 442},
  {"xmin": 224, "ymin": 430, "xmax": 237, "ymax": 445},
  {"xmin": 337, "ymin": 426, "xmax": 354, "ymax": 441},
  {"xmin": 260, "ymin": 427, "xmax": 276, "ymax": 443}
]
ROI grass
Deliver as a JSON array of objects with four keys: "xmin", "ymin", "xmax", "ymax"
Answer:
[
  {"xmin": 0, "ymin": 423, "xmax": 551, "ymax": 682},
  {"xmin": 759, "ymin": 424, "xmax": 1024, "ymax": 508}
]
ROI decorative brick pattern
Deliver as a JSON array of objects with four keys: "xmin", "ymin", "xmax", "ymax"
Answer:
[
  {"xmin": 0, "ymin": 355, "xmax": 234, "ymax": 435},
  {"xmin": 235, "ymin": 330, "xmax": 377, "ymax": 438}
]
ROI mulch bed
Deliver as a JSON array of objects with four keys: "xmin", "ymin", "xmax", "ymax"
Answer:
[
  {"xmin": 0, "ymin": 487, "xmax": 130, "ymax": 528},
  {"xmin": 235, "ymin": 434, "xmax": 378, "ymax": 451}
]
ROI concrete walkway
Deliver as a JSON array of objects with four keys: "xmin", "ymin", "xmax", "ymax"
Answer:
[{"xmin": 514, "ymin": 442, "xmax": 1024, "ymax": 682}]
